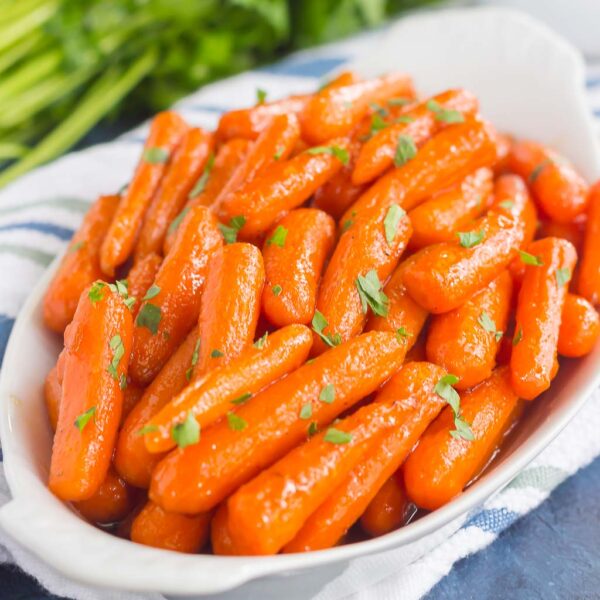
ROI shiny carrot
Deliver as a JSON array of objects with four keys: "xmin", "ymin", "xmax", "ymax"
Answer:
[
  {"xmin": 426, "ymin": 271, "xmax": 513, "ymax": 390},
  {"xmin": 511, "ymin": 237, "xmax": 577, "ymax": 399},
  {"xmin": 126, "ymin": 252, "xmax": 162, "ymax": 317},
  {"xmin": 129, "ymin": 205, "xmax": 222, "ymax": 385},
  {"xmin": 43, "ymin": 194, "xmax": 120, "ymax": 333},
  {"xmin": 49, "ymin": 283, "xmax": 133, "ymax": 501},
  {"xmin": 408, "ymin": 167, "xmax": 493, "ymax": 249},
  {"xmin": 134, "ymin": 127, "xmax": 214, "ymax": 259},
  {"xmin": 130, "ymin": 501, "xmax": 211, "ymax": 553},
  {"xmin": 121, "ymin": 382, "xmax": 144, "ymax": 424},
  {"xmin": 508, "ymin": 139, "xmax": 589, "ymax": 223},
  {"xmin": 558, "ymin": 293, "xmax": 600, "ymax": 358},
  {"xmin": 149, "ymin": 331, "xmax": 407, "ymax": 514},
  {"xmin": 404, "ymin": 367, "xmax": 521, "ymax": 510},
  {"xmin": 211, "ymin": 503, "xmax": 239, "ymax": 556},
  {"xmin": 114, "ymin": 330, "xmax": 199, "ymax": 488},
  {"xmin": 144, "ymin": 324, "xmax": 312, "ymax": 454},
  {"xmin": 538, "ymin": 217, "xmax": 585, "ymax": 254},
  {"xmin": 284, "ymin": 362, "xmax": 446, "ymax": 552},
  {"xmin": 578, "ymin": 181, "xmax": 600, "ymax": 304},
  {"xmin": 218, "ymin": 139, "xmax": 349, "ymax": 240},
  {"xmin": 261, "ymin": 209, "xmax": 335, "ymax": 327},
  {"xmin": 44, "ymin": 363, "xmax": 62, "ymax": 432},
  {"xmin": 352, "ymin": 89, "xmax": 479, "ymax": 185},
  {"xmin": 100, "ymin": 111, "xmax": 188, "ymax": 275},
  {"xmin": 360, "ymin": 473, "xmax": 409, "ymax": 537}
]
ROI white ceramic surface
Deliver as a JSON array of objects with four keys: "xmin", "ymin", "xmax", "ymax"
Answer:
[{"xmin": 0, "ymin": 6, "xmax": 599, "ymax": 597}]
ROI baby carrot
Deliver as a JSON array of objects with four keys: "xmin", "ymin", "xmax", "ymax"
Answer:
[
  {"xmin": 134, "ymin": 127, "xmax": 214, "ymax": 259},
  {"xmin": 558, "ymin": 293, "xmax": 599, "ymax": 358},
  {"xmin": 194, "ymin": 243, "xmax": 264, "ymax": 378},
  {"xmin": 218, "ymin": 139, "xmax": 349, "ymax": 240},
  {"xmin": 43, "ymin": 194, "xmax": 120, "ymax": 333},
  {"xmin": 511, "ymin": 237, "xmax": 577, "ymax": 399},
  {"xmin": 403, "ymin": 175, "xmax": 529, "ymax": 314},
  {"xmin": 408, "ymin": 167, "xmax": 493, "ymax": 249},
  {"xmin": 74, "ymin": 466, "xmax": 136, "ymax": 525},
  {"xmin": 100, "ymin": 111, "xmax": 188, "ymax": 275},
  {"xmin": 121, "ymin": 382, "xmax": 144, "ymax": 423},
  {"xmin": 352, "ymin": 89, "xmax": 479, "ymax": 185},
  {"xmin": 114, "ymin": 330, "xmax": 199, "ymax": 488},
  {"xmin": 508, "ymin": 140, "xmax": 589, "ymax": 223},
  {"xmin": 300, "ymin": 73, "xmax": 415, "ymax": 144},
  {"xmin": 578, "ymin": 181, "xmax": 600, "ymax": 304},
  {"xmin": 360, "ymin": 473, "xmax": 409, "ymax": 538},
  {"xmin": 538, "ymin": 217, "xmax": 585, "ymax": 254},
  {"xmin": 129, "ymin": 205, "xmax": 222, "ymax": 385},
  {"xmin": 149, "ymin": 331, "xmax": 407, "ymax": 514},
  {"xmin": 284, "ymin": 362, "xmax": 446, "ymax": 552},
  {"xmin": 144, "ymin": 324, "xmax": 313, "ymax": 454},
  {"xmin": 262, "ymin": 209, "xmax": 335, "ymax": 327},
  {"xmin": 211, "ymin": 503, "xmax": 240, "ymax": 556},
  {"xmin": 126, "ymin": 252, "xmax": 162, "ymax": 317},
  {"xmin": 44, "ymin": 352, "xmax": 64, "ymax": 431},
  {"xmin": 403, "ymin": 367, "xmax": 521, "ymax": 510},
  {"xmin": 131, "ymin": 501, "xmax": 211, "ymax": 553},
  {"xmin": 426, "ymin": 271, "xmax": 513, "ymax": 390},
  {"xmin": 49, "ymin": 283, "xmax": 133, "ymax": 501}
]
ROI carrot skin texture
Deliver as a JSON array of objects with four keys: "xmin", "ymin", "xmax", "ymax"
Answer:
[
  {"xmin": 149, "ymin": 331, "xmax": 407, "ymax": 514},
  {"xmin": 211, "ymin": 503, "xmax": 240, "ymax": 556},
  {"xmin": 426, "ymin": 271, "xmax": 513, "ymax": 389},
  {"xmin": 100, "ymin": 112, "xmax": 188, "ymax": 275},
  {"xmin": 131, "ymin": 501, "xmax": 211, "ymax": 553},
  {"xmin": 508, "ymin": 140, "xmax": 589, "ymax": 223},
  {"xmin": 43, "ymin": 194, "xmax": 120, "ymax": 333},
  {"xmin": 360, "ymin": 473, "xmax": 409, "ymax": 537},
  {"xmin": 49, "ymin": 285, "xmax": 133, "ymax": 501},
  {"xmin": 404, "ymin": 367, "xmax": 521, "ymax": 510},
  {"xmin": 44, "ymin": 363, "xmax": 62, "ymax": 431},
  {"xmin": 114, "ymin": 329, "xmax": 198, "ymax": 488},
  {"xmin": 262, "ymin": 209, "xmax": 335, "ymax": 327},
  {"xmin": 511, "ymin": 237, "xmax": 577, "ymax": 399},
  {"xmin": 126, "ymin": 252, "xmax": 162, "ymax": 317},
  {"xmin": 144, "ymin": 324, "xmax": 313, "ymax": 454},
  {"xmin": 284, "ymin": 362, "xmax": 446, "ymax": 552},
  {"xmin": 129, "ymin": 205, "xmax": 222, "ymax": 385},
  {"xmin": 557, "ymin": 293, "xmax": 599, "ymax": 358},
  {"xmin": 352, "ymin": 89, "xmax": 479, "ymax": 185},
  {"xmin": 578, "ymin": 181, "xmax": 600, "ymax": 304},
  {"xmin": 135, "ymin": 127, "xmax": 214, "ymax": 259}
]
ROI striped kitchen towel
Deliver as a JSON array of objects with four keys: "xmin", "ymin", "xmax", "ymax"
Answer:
[{"xmin": 0, "ymin": 26, "xmax": 600, "ymax": 600}]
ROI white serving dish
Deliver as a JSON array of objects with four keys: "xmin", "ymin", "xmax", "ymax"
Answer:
[{"xmin": 0, "ymin": 6, "xmax": 599, "ymax": 597}]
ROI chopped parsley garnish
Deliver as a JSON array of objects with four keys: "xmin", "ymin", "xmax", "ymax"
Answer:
[
  {"xmin": 107, "ymin": 334, "xmax": 125, "ymax": 380},
  {"xmin": 435, "ymin": 374, "xmax": 474, "ymax": 441},
  {"xmin": 272, "ymin": 284, "xmax": 282, "ymax": 296},
  {"xmin": 218, "ymin": 215, "xmax": 246, "ymax": 244},
  {"xmin": 311, "ymin": 310, "xmax": 342, "ymax": 347},
  {"xmin": 387, "ymin": 97, "xmax": 412, "ymax": 107},
  {"xmin": 426, "ymin": 99, "xmax": 464, "ymax": 124},
  {"xmin": 254, "ymin": 332, "xmax": 268, "ymax": 348},
  {"xmin": 324, "ymin": 428, "xmax": 352, "ymax": 445},
  {"xmin": 356, "ymin": 270, "xmax": 389, "ymax": 317},
  {"xmin": 69, "ymin": 240, "xmax": 85, "ymax": 254},
  {"xmin": 142, "ymin": 284, "xmax": 161, "ymax": 301},
  {"xmin": 227, "ymin": 412, "xmax": 248, "ymax": 431},
  {"xmin": 308, "ymin": 422, "xmax": 319, "ymax": 437},
  {"xmin": 519, "ymin": 250, "xmax": 543, "ymax": 266},
  {"xmin": 168, "ymin": 206, "xmax": 190, "ymax": 235},
  {"xmin": 137, "ymin": 424, "xmax": 158, "ymax": 436},
  {"xmin": 136, "ymin": 303, "xmax": 161, "ymax": 335},
  {"xmin": 457, "ymin": 230, "xmax": 485, "ymax": 248},
  {"xmin": 74, "ymin": 406, "xmax": 96, "ymax": 432},
  {"xmin": 319, "ymin": 384, "xmax": 335, "ymax": 404},
  {"xmin": 185, "ymin": 339, "xmax": 201, "ymax": 381},
  {"xmin": 396, "ymin": 327, "xmax": 409, "ymax": 343},
  {"xmin": 394, "ymin": 134, "xmax": 417, "ymax": 167},
  {"xmin": 341, "ymin": 219, "xmax": 353, "ymax": 233},
  {"xmin": 256, "ymin": 88, "xmax": 267, "ymax": 104},
  {"xmin": 513, "ymin": 327, "xmax": 523, "ymax": 346},
  {"xmin": 383, "ymin": 203, "xmax": 405, "ymax": 245},
  {"xmin": 189, "ymin": 153, "xmax": 215, "ymax": 197},
  {"xmin": 478, "ymin": 311, "xmax": 503, "ymax": 341},
  {"xmin": 143, "ymin": 147, "xmax": 169, "ymax": 164},
  {"xmin": 210, "ymin": 349, "xmax": 224, "ymax": 358},
  {"xmin": 231, "ymin": 392, "xmax": 252, "ymax": 406},
  {"xmin": 88, "ymin": 281, "xmax": 106, "ymax": 304},
  {"xmin": 300, "ymin": 403, "xmax": 313, "ymax": 419},
  {"xmin": 529, "ymin": 160, "xmax": 551, "ymax": 184},
  {"xmin": 171, "ymin": 412, "xmax": 200, "ymax": 448},
  {"xmin": 267, "ymin": 225, "xmax": 288, "ymax": 247},
  {"xmin": 369, "ymin": 102, "xmax": 388, "ymax": 117},
  {"xmin": 306, "ymin": 145, "xmax": 349, "ymax": 166},
  {"xmin": 555, "ymin": 267, "xmax": 571, "ymax": 288}
]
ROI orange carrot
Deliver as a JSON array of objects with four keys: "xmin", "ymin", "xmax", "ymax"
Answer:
[
  {"xmin": 211, "ymin": 503, "xmax": 240, "ymax": 556},
  {"xmin": 44, "ymin": 361, "xmax": 62, "ymax": 431},
  {"xmin": 100, "ymin": 112, "xmax": 188, "ymax": 275},
  {"xmin": 538, "ymin": 217, "xmax": 585, "ymax": 254},
  {"xmin": 49, "ymin": 282, "xmax": 133, "ymax": 501},
  {"xmin": 558, "ymin": 293, "xmax": 600, "ymax": 357},
  {"xmin": 261, "ymin": 209, "xmax": 335, "ymax": 327},
  {"xmin": 511, "ymin": 237, "xmax": 577, "ymax": 399},
  {"xmin": 126, "ymin": 252, "xmax": 162, "ymax": 317},
  {"xmin": 149, "ymin": 331, "xmax": 407, "ymax": 514},
  {"xmin": 121, "ymin": 382, "xmax": 144, "ymax": 423},
  {"xmin": 578, "ymin": 181, "xmax": 600, "ymax": 304},
  {"xmin": 43, "ymin": 194, "xmax": 120, "ymax": 333},
  {"xmin": 360, "ymin": 473, "xmax": 410, "ymax": 537}
]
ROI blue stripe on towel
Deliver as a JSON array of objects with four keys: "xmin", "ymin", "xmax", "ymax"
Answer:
[
  {"xmin": 0, "ymin": 222, "xmax": 74, "ymax": 241},
  {"xmin": 260, "ymin": 56, "xmax": 348, "ymax": 78},
  {"xmin": 464, "ymin": 507, "xmax": 520, "ymax": 533},
  {"xmin": 0, "ymin": 315, "xmax": 15, "ymax": 369}
]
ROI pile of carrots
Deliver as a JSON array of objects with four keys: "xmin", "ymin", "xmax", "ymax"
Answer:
[{"xmin": 42, "ymin": 70, "xmax": 600, "ymax": 555}]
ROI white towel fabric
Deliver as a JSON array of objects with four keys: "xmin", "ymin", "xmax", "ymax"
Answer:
[{"xmin": 0, "ymin": 25, "xmax": 600, "ymax": 600}]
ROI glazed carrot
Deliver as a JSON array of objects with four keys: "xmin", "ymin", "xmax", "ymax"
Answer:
[
  {"xmin": 134, "ymin": 127, "xmax": 214, "ymax": 259},
  {"xmin": 261, "ymin": 209, "xmax": 335, "ymax": 327},
  {"xmin": 300, "ymin": 73, "xmax": 415, "ymax": 144},
  {"xmin": 126, "ymin": 252, "xmax": 162, "ymax": 317},
  {"xmin": 218, "ymin": 139, "xmax": 350, "ymax": 240},
  {"xmin": 405, "ymin": 332, "xmax": 427, "ymax": 362},
  {"xmin": 43, "ymin": 194, "xmax": 120, "ymax": 333},
  {"xmin": 538, "ymin": 217, "xmax": 585, "ymax": 253},
  {"xmin": 284, "ymin": 362, "xmax": 446, "ymax": 552},
  {"xmin": 114, "ymin": 330, "xmax": 198, "ymax": 488},
  {"xmin": 426, "ymin": 271, "xmax": 513, "ymax": 390},
  {"xmin": 211, "ymin": 503, "xmax": 240, "ymax": 556},
  {"xmin": 403, "ymin": 175, "xmax": 529, "ymax": 314},
  {"xmin": 493, "ymin": 132, "xmax": 512, "ymax": 175},
  {"xmin": 75, "ymin": 466, "xmax": 136, "ymax": 524},
  {"xmin": 508, "ymin": 140, "xmax": 589, "ymax": 223},
  {"xmin": 49, "ymin": 283, "xmax": 133, "ymax": 501},
  {"xmin": 149, "ymin": 331, "xmax": 407, "ymax": 514},
  {"xmin": 321, "ymin": 70, "xmax": 360, "ymax": 89},
  {"xmin": 144, "ymin": 324, "xmax": 312, "ymax": 454},
  {"xmin": 404, "ymin": 367, "xmax": 521, "ymax": 510},
  {"xmin": 121, "ymin": 382, "xmax": 144, "ymax": 423},
  {"xmin": 131, "ymin": 501, "xmax": 211, "ymax": 553},
  {"xmin": 100, "ymin": 112, "xmax": 188, "ymax": 275},
  {"xmin": 578, "ymin": 181, "xmax": 600, "ymax": 304},
  {"xmin": 352, "ymin": 89, "xmax": 479, "ymax": 185},
  {"xmin": 558, "ymin": 294, "xmax": 599, "ymax": 358},
  {"xmin": 360, "ymin": 473, "xmax": 409, "ymax": 537},
  {"xmin": 408, "ymin": 167, "xmax": 493, "ymax": 249},
  {"xmin": 44, "ymin": 363, "xmax": 62, "ymax": 431},
  {"xmin": 129, "ymin": 205, "xmax": 222, "ymax": 385},
  {"xmin": 511, "ymin": 237, "xmax": 577, "ymax": 399}
]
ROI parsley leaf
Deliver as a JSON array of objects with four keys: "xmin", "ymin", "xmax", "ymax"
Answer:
[
  {"xmin": 369, "ymin": 102, "xmax": 388, "ymax": 117},
  {"xmin": 267, "ymin": 225, "xmax": 288, "ymax": 247},
  {"xmin": 387, "ymin": 97, "xmax": 412, "ymax": 107},
  {"xmin": 142, "ymin": 284, "xmax": 161, "ymax": 301},
  {"xmin": 370, "ymin": 113, "xmax": 388, "ymax": 137},
  {"xmin": 529, "ymin": 160, "xmax": 551, "ymax": 184},
  {"xmin": 396, "ymin": 327, "xmax": 409, "ymax": 343},
  {"xmin": 450, "ymin": 417, "xmax": 475, "ymax": 441},
  {"xmin": 256, "ymin": 88, "xmax": 267, "ymax": 104},
  {"xmin": 143, "ymin": 147, "xmax": 169, "ymax": 164},
  {"xmin": 189, "ymin": 153, "xmax": 215, "ymax": 198},
  {"xmin": 69, "ymin": 240, "xmax": 85, "ymax": 254},
  {"xmin": 383, "ymin": 203, "xmax": 405, "ymax": 245},
  {"xmin": 478, "ymin": 311, "xmax": 503, "ymax": 341},
  {"xmin": 300, "ymin": 403, "xmax": 313, "ymax": 419},
  {"xmin": 319, "ymin": 384, "xmax": 335, "ymax": 404},
  {"xmin": 171, "ymin": 412, "xmax": 200, "ymax": 449},
  {"xmin": 311, "ymin": 310, "xmax": 342, "ymax": 347},
  {"xmin": 324, "ymin": 428, "xmax": 352, "ymax": 445},
  {"xmin": 137, "ymin": 424, "xmax": 158, "ymax": 436},
  {"xmin": 341, "ymin": 219, "xmax": 353, "ymax": 233},
  {"xmin": 513, "ymin": 326, "xmax": 523, "ymax": 346},
  {"xmin": 435, "ymin": 374, "xmax": 474, "ymax": 441},
  {"xmin": 74, "ymin": 406, "xmax": 96, "ymax": 432},
  {"xmin": 355, "ymin": 270, "xmax": 389, "ymax": 317},
  {"xmin": 185, "ymin": 339, "xmax": 201, "ymax": 381},
  {"xmin": 218, "ymin": 215, "xmax": 246, "ymax": 244},
  {"xmin": 457, "ymin": 230, "xmax": 485, "ymax": 248},
  {"xmin": 308, "ymin": 422, "xmax": 319, "ymax": 436},
  {"xmin": 306, "ymin": 145, "xmax": 350, "ymax": 166},
  {"xmin": 519, "ymin": 250, "xmax": 543, "ymax": 266},
  {"xmin": 272, "ymin": 284, "xmax": 282, "ymax": 296},
  {"xmin": 227, "ymin": 412, "xmax": 248, "ymax": 431},
  {"xmin": 136, "ymin": 303, "xmax": 161, "ymax": 335},
  {"xmin": 231, "ymin": 392, "xmax": 252, "ymax": 405},
  {"xmin": 394, "ymin": 134, "xmax": 417, "ymax": 167},
  {"xmin": 426, "ymin": 99, "xmax": 464, "ymax": 124},
  {"xmin": 555, "ymin": 267, "xmax": 571, "ymax": 288},
  {"xmin": 498, "ymin": 200, "xmax": 514, "ymax": 210},
  {"xmin": 211, "ymin": 349, "xmax": 224, "ymax": 358},
  {"xmin": 88, "ymin": 281, "xmax": 106, "ymax": 304},
  {"xmin": 107, "ymin": 334, "xmax": 125, "ymax": 380},
  {"xmin": 254, "ymin": 332, "xmax": 268, "ymax": 348}
]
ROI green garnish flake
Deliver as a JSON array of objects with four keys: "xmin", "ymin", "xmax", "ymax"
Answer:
[
  {"xmin": 142, "ymin": 284, "xmax": 161, "ymax": 301},
  {"xmin": 370, "ymin": 113, "xmax": 388, "ymax": 137},
  {"xmin": 185, "ymin": 339, "xmax": 201, "ymax": 381},
  {"xmin": 450, "ymin": 417, "xmax": 475, "ymax": 441},
  {"xmin": 272, "ymin": 284, "xmax": 282, "ymax": 296},
  {"xmin": 498, "ymin": 200, "xmax": 514, "ymax": 210},
  {"xmin": 168, "ymin": 206, "xmax": 190, "ymax": 235},
  {"xmin": 369, "ymin": 102, "xmax": 388, "ymax": 117},
  {"xmin": 308, "ymin": 422, "xmax": 319, "ymax": 437},
  {"xmin": 319, "ymin": 383, "xmax": 335, "ymax": 404},
  {"xmin": 143, "ymin": 147, "xmax": 169, "ymax": 164},
  {"xmin": 300, "ymin": 403, "xmax": 313, "ymax": 419},
  {"xmin": 555, "ymin": 267, "xmax": 571, "ymax": 288},
  {"xmin": 137, "ymin": 424, "xmax": 158, "ymax": 436},
  {"xmin": 435, "ymin": 374, "xmax": 474, "ymax": 441},
  {"xmin": 324, "ymin": 428, "xmax": 352, "ymax": 445},
  {"xmin": 273, "ymin": 147, "xmax": 283, "ymax": 160},
  {"xmin": 478, "ymin": 311, "xmax": 503, "ymax": 341},
  {"xmin": 69, "ymin": 240, "xmax": 85, "ymax": 254},
  {"xmin": 394, "ymin": 134, "xmax": 417, "ymax": 168},
  {"xmin": 219, "ymin": 215, "xmax": 246, "ymax": 244},
  {"xmin": 311, "ymin": 310, "xmax": 342, "ymax": 347},
  {"xmin": 119, "ymin": 373, "xmax": 128, "ymax": 390},
  {"xmin": 306, "ymin": 145, "xmax": 349, "ymax": 166},
  {"xmin": 513, "ymin": 326, "xmax": 523, "ymax": 346},
  {"xmin": 74, "ymin": 406, "xmax": 96, "ymax": 432},
  {"xmin": 107, "ymin": 334, "xmax": 125, "ymax": 380},
  {"xmin": 396, "ymin": 327, "xmax": 409, "ymax": 343},
  {"xmin": 341, "ymin": 219, "xmax": 354, "ymax": 233},
  {"xmin": 211, "ymin": 349, "xmax": 224, "ymax": 358},
  {"xmin": 356, "ymin": 270, "xmax": 389, "ymax": 317},
  {"xmin": 394, "ymin": 115, "xmax": 415, "ymax": 124},
  {"xmin": 107, "ymin": 279, "xmax": 136, "ymax": 311},
  {"xmin": 519, "ymin": 250, "xmax": 543, "ymax": 266},
  {"xmin": 387, "ymin": 97, "xmax": 412, "ymax": 107},
  {"xmin": 383, "ymin": 203, "xmax": 406, "ymax": 245},
  {"xmin": 256, "ymin": 88, "xmax": 267, "ymax": 104},
  {"xmin": 254, "ymin": 332, "xmax": 268, "ymax": 348},
  {"xmin": 136, "ymin": 303, "xmax": 161, "ymax": 335},
  {"xmin": 267, "ymin": 225, "xmax": 288, "ymax": 247},
  {"xmin": 88, "ymin": 281, "xmax": 106, "ymax": 304},
  {"xmin": 426, "ymin": 99, "xmax": 464, "ymax": 124},
  {"xmin": 171, "ymin": 411, "xmax": 200, "ymax": 449},
  {"xmin": 189, "ymin": 153, "xmax": 215, "ymax": 198},
  {"xmin": 457, "ymin": 230, "xmax": 485, "ymax": 248},
  {"xmin": 231, "ymin": 392, "xmax": 252, "ymax": 406},
  {"xmin": 529, "ymin": 160, "xmax": 551, "ymax": 184},
  {"xmin": 227, "ymin": 412, "xmax": 248, "ymax": 431}
]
